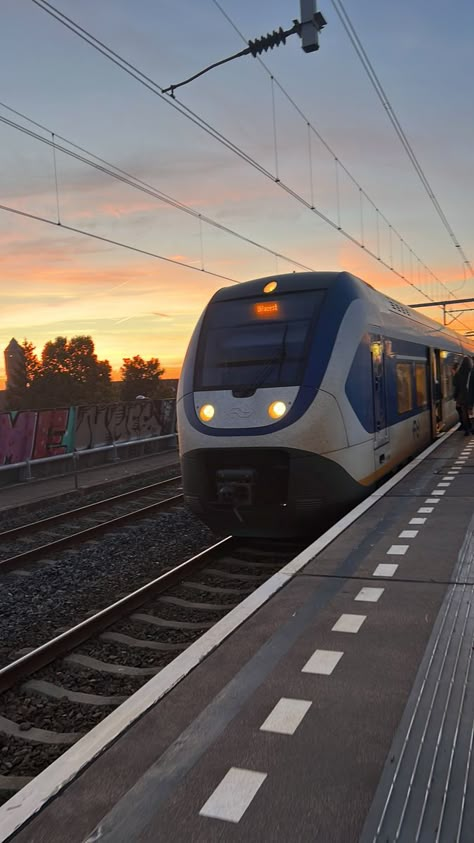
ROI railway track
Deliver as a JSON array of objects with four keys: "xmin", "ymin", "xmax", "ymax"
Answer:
[
  {"xmin": 0, "ymin": 476, "xmax": 184, "ymax": 574},
  {"xmin": 0, "ymin": 535, "xmax": 304, "ymax": 803}
]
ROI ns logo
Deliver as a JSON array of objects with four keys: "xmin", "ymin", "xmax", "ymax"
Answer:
[{"xmin": 227, "ymin": 407, "xmax": 253, "ymax": 419}]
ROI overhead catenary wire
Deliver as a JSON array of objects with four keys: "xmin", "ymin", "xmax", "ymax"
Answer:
[
  {"xmin": 329, "ymin": 0, "xmax": 474, "ymax": 286},
  {"xmin": 0, "ymin": 104, "xmax": 314, "ymax": 274},
  {"xmin": 162, "ymin": 22, "xmax": 301, "ymax": 97},
  {"xmin": 27, "ymin": 1, "xmax": 438, "ymax": 301},
  {"xmin": 210, "ymin": 0, "xmax": 472, "ymax": 317},
  {"xmin": 27, "ymin": 0, "xmax": 471, "ymax": 328},
  {"xmin": 212, "ymin": 0, "xmax": 473, "ymax": 332},
  {"xmin": 0, "ymin": 201, "xmax": 239, "ymax": 283}
]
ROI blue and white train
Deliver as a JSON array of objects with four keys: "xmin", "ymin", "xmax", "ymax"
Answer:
[{"xmin": 177, "ymin": 271, "xmax": 474, "ymax": 536}]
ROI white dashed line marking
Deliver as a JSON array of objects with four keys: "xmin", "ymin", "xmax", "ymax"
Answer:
[
  {"xmin": 260, "ymin": 698, "xmax": 312, "ymax": 735},
  {"xmin": 355, "ymin": 587, "xmax": 384, "ymax": 602},
  {"xmin": 438, "ymin": 482, "xmax": 451, "ymax": 487},
  {"xmin": 425, "ymin": 498, "xmax": 440, "ymax": 504},
  {"xmin": 373, "ymin": 563, "xmax": 398, "ymax": 577},
  {"xmin": 387, "ymin": 545, "xmax": 409, "ymax": 555},
  {"xmin": 302, "ymin": 649, "xmax": 343, "ymax": 675},
  {"xmin": 410, "ymin": 518, "xmax": 426, "ymax": 525},
  {"xmin": 399, "ymin": 530, "xmax": 418, "ymax": 538},
  {"xmin": 332, "ymin": 614, "xmax": 366, "ymax": 633},
  {"xmin": 418, "ymin": 507, "xmax": 434, "ymax": 513},
  {"xmin": 199, "ymin": 768, "xmax": 267, "ymax": 823},
  {"xmin": 432, "ymin": 490, "xmax": 446, "ymax": 496}
]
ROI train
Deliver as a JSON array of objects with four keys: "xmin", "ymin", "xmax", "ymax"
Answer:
[{"xmin": 177, "ymin": 271, "xmax": 474, "ymax": 537}]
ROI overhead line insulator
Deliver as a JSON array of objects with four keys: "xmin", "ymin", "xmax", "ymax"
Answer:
[{"xmin": 248, "ymin": 27, "xmax": 289, "ymax": 57}]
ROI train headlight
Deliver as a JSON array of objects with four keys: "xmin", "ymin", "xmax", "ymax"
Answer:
[
  {"xmin": 199, "ymin": 404, "xmax": 215, "ymax": 422},
  {"xmin": 268, "ymin": 400, "xmax": 287, "ymax": 419}
]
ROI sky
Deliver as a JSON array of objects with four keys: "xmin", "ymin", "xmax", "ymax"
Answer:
[{"xmin": 1, "ymin": 0, "xmax": 473, "ymax": 387}]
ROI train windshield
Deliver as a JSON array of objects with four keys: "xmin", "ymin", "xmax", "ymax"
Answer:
[{"xmin": 195, "ymin": 290, "xmax": 325, "ymax": 390}]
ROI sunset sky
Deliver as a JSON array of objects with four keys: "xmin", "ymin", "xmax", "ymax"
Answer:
[{"xmin": 1, "ymin": 0, "xmax": 473, "ymax": 387}]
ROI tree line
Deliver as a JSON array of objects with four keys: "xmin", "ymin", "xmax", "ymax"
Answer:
[{"xmin": 5, "ymin": 336, "xmax": 169, "ymax": 410}]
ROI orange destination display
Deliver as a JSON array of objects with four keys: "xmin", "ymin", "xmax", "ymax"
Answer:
[{"xmin": 253, "ymin": 301, "xmax": 280, "ymax": 318}]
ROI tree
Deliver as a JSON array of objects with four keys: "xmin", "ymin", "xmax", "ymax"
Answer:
[
  {"xmin": 26, "ymin": 335, "xmax": 112, "ymax": 408},
  {"xmin": 41, "ymin": 336, "xmax": 69, "ymax": 375},
  {"xmin": 120, "ymin": 356, "xmax": 165, "ymax": 402},
  {"xmin": 21, "ymin": 340, "xmax": 41, "ymax": 386}
]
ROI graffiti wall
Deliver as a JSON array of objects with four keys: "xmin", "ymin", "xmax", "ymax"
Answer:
[
  {"xmin": 0, "ymin": 408, "xmax": 75, "ymax": 465},
  {"xmin": 0, "ymin": 400, "xmax": 176, "ymax": 465},
  {"xmin": 75, "ymin": 400, "xmax": 176, "ymax": 451}
]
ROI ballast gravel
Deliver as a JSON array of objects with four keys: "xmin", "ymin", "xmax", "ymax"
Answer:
[
  {"xmin": 76, "ymin": 640, "xmax": 174, "ymax": 670},
  {"xmin": 0, "ymin": 690, "xmax": 116, "ymax": 736},
  {"xmin": 0, "ymin": 463, "xmax": 181, "ymax": 532},
  {"xmin": 112, "ymin": 620, "xmax": 206, "ymax": 644},
  {"xmin": 148, "ymin": 603, "xmax": 229, "ymax": 625},
  {"xmin": 0, "ymin": 507, "xmax": 217, "ymax": 668},
  {"xmin": 0, "ymin": 735, "xmax": 66, "ymax": 780},
  {"xmin": 39, "ymin": 665, "xmax": 144, "ymax": 698}
]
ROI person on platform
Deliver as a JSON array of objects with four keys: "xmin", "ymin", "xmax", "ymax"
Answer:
[
  {"xmin": 469, "ymin": 357, "xmax": 474, "ymax": 418},
  {"xmin": 452, "ymin": 362, "xmax": 463, "ymax": 428},
  {"xmin": 453, "ymin": 356, "xmax": 473, "ymax": 435}
]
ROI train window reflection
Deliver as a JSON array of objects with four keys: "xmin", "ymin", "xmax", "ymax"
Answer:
[
  {"xmin": 415, "ymin": 363, "xmax": 428, "ymax": 406},
  {"xmin": 195, "ymin": 290, "xmax": 325, "ymax": 390},
  {"xmin": 396, "ymin": 362, "xmax": 413, "ymax": 413}
]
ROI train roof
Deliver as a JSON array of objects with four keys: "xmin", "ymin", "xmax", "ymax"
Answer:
[{"xmin": 210, "ymin": 271, "xmax": 474, "ymax": 356}]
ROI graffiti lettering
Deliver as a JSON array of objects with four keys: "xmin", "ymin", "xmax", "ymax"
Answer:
[
  {"xmin": 74, "ymin": 400, "xmax": 176, "ymax": 451},
  {"xmin": 0, "ymin": 411, "xmax": 37, "ymax": 465},
  {"xmin": 0, "ymin": 400, "xmax": 176, "ymax": 466},
  {"xmin": 32, "ymin": 409, "xmax": 71, "ymax": 460}
]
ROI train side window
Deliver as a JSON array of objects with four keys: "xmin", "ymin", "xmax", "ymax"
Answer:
[
  {"xmin": 415, "ymin": 363, "xmax": 428, "ymax": 406},
  {"xmin": 396, "ymin": 362, "xmax": 413, "ymax": 413}
]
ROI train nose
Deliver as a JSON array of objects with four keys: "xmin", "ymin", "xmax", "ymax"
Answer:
[{"xmin": 216, "ymin": 468, "xmax": 256, "ymax": 506}]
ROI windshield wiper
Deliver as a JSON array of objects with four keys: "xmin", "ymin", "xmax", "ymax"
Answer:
[{"xmin": 232, "ymin": 326, "xmax": 288, "ymax": 397}]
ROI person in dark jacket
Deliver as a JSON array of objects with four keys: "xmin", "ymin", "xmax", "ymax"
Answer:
[
  {"xmin": 452, "ymin": 362, "xmax": 463, "ymax": 427},
  {"xmin": 470, "ymin": 358, "xmax": 474, "ymax": 412},
  {"xmin": 453, "ymin": 356, "xmax": 473, "ymax": 435}
]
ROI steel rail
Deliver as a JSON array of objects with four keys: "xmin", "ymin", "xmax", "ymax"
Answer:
[
  {"xmin": 0, "ymin": 491, "xmax": 184, "ymax": 574},
  {"xmin": 0, "ymin": 475, "xmax": 182, "ymax": 540},
  {"xmin": 0, "ymin": 536, "xmax": 235, "ymax": 693}
]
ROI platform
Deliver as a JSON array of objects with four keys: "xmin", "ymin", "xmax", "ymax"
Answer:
[{"xmin": 1, "ymin": 429, "xmax": 473, "ymax": 842}]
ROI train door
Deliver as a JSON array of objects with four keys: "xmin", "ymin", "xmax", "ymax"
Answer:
[
  {"xmin": 371, "ymin": 336, "xmax": 389, "ymax": 456},
  {"xmin": 429, "ymin": 348, "xmax": 443, "ymax": 436}
]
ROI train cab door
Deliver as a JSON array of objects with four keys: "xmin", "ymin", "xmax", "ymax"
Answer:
[
  {"xmin": 371, "ymin": 336, "xmax": 389, "ymax": 459},
  {"xmin": 429, "ymin": 348, "xmax": 443, "ymax": 436}
]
